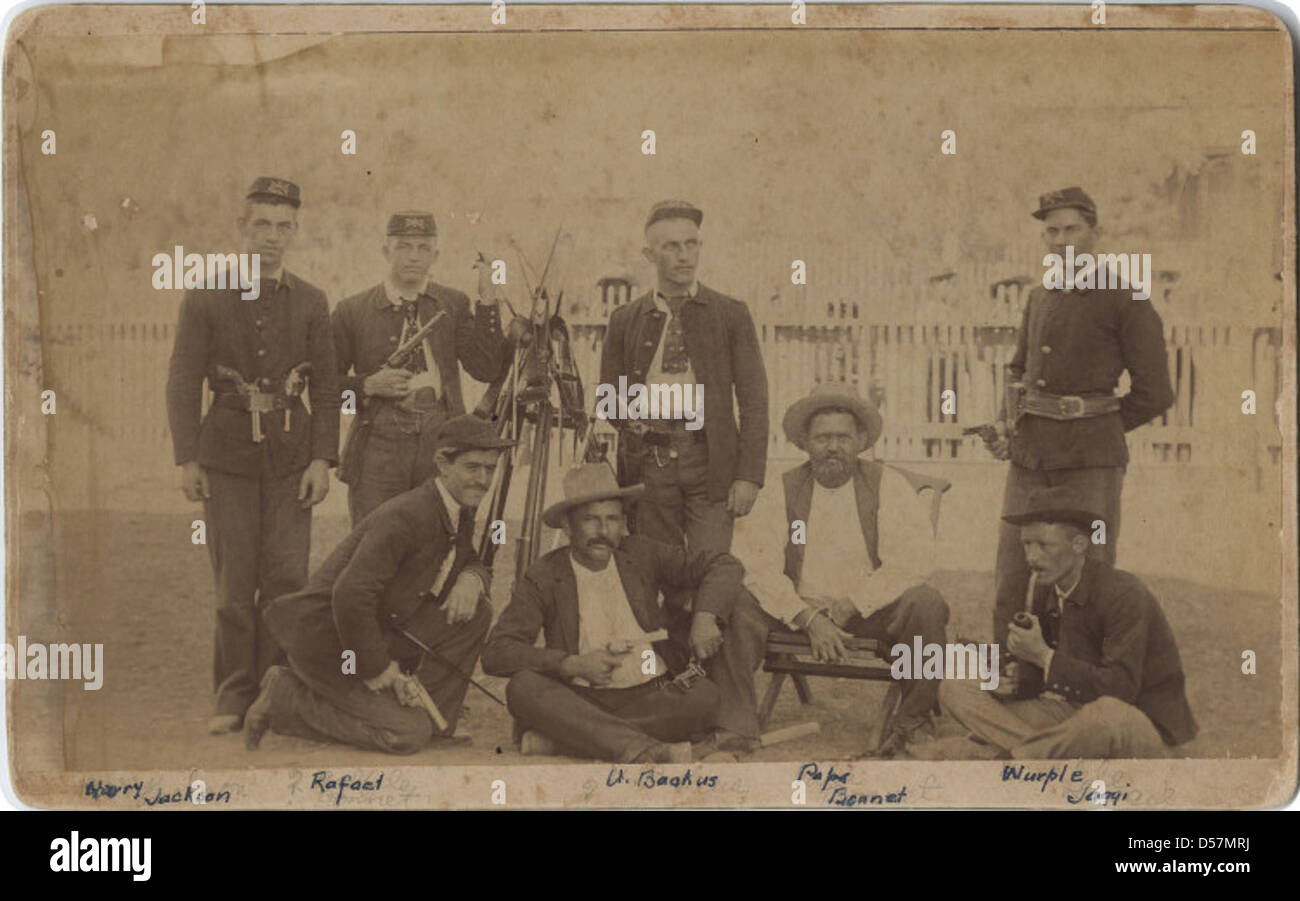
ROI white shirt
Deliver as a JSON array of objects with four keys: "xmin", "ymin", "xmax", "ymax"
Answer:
[
  {"xmin": 731, "ymin": 463, "xmax": 939, "ymax": 627},
  {"xmin": 647, "ymin": 283, "xmax": 701, "ymax": 421},
  {"xmin": 430, "ymin": 478, "xmax": 483, "ymax": 596},
  {"xmin": 570, "ymin": 554, "xmax": 667, "ymax": 688}
]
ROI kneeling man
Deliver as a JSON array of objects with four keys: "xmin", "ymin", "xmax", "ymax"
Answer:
[
  {"xmin": 481, "ymin": 464, "xmax": 747, "ymax": 763},
  {"xmin": 245, "ymin": 415, "xmax": 513, "ymax": 754},
  {"xmin": 935, "ymin": 485, "xmax": 1197, "ymax": 758}
]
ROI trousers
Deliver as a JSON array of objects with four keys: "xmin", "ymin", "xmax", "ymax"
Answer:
[
  {"xmin": 505, "ymin": 669, "xmax": 721, "ymax": 762},
  {"xmin": 346, "ymin": 403, "xmax": 449, "ymax": 527},
  {"xmin": 994, "ymin": 463, "xmax": 1123, "ymax": 646},
  {"xmin": 204, "ymin": 461, "xmax": 309, "ymax": 717},
  {"xmin": 636, "ymin": 439, "xmax": 734, "ymax": 554},
  {"xmin": 722, "ymin": 584, "xmax": 950, "ymax": 739},
  {"xmin": 265, "ymin": 598, "xmax": 491, "ymax": 754},
  {"xmin": 941, "ymin": 679, "xmax": 1168, "ymax": 758}
]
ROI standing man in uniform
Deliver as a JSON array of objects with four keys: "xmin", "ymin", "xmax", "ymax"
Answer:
[
  {"xmin": 599, "ymin": 200, "xmax": 769, "ymax": 556},
  {"xmin": 984, "ymin": 188, "xmax": 1174, "ymax": 649},
  {"xmin": 332, "ymin": 211, "xmax": 510, "ymax": 526},
  {"xmin": 166, "ymin": 176, "xmax": 340, "ymax": 735}
]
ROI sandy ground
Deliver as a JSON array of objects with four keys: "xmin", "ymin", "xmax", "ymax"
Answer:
[{"xmin": 26, "ymin": 487, "xmax": 1284, "ymax": 774}]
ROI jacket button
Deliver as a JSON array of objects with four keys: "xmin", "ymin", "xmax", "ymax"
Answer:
[
  {"xmin": 257, "ymin": 348, "xmax": 266, "ymax": 357},
  {"xmin": 390, "ymin": 336, "xmax": 398, "ymax": 342},
  {"xmin": 1035, "ymin": 378, "xmax": 1047, "ymax": 387},
  {"xmin": 1041, "ymin": 345, "xmax": 1051, "ymax": 354},
  {"xmin": 644, "ymin": 341, "xmax": 654, "ymax": 347}
]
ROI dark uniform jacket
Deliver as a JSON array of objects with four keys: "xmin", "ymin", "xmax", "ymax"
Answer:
[
  {"xmin": 332, "ymin": 282, "xmax": 508, "ymax": 484},
  {"xmin": 263, "ymin": 478, "xmax": 492, "ymax": 681},
  {"xmin": 481, "ymin": 534, "xmax": 743, "ymax": 679},
  {"xmin": 1029, "ymin": 557, "xmax": 1197, "ymax": 746},
  {"xmin": 166, "ymin": 270, "xmax": 340, "ymax": 479},
  {"xmin": 1008, "ymin": 283, "xmax": 1174, "ymax": 470},
  {"xmin": 599, "ymin": 284, "xmax": 769, "ymax": 501}
]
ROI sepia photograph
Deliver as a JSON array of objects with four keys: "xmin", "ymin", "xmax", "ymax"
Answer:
[{"xmin": 2, "ymin": 2, "xmax": 1295, "ymax": 812}]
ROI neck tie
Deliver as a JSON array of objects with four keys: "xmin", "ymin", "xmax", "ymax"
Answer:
[
  {"xmin": 661, "ymin": 295, "xmax": 690, "ymax": 374},
  {"xmin": 436, "ymin": 505, "xmax": 478, "ymax": 606},
  {"xmin": 1042, "ymin": 591, "xmax": 1063, "ymax": 648}
]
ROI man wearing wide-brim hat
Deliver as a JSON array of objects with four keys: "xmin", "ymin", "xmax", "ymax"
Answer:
[
  {"xmin": 729, "ymin": 382, "xmax": 954, "ymax": 757},
  {"xmin": 482, "ymin": 462, "xmax": 760, "ymax": 763},
  {"xmin": 245, "ymin": 415, "xmax": 514, "ymax": 754},
  {"xmin": 922, "ymin": 484, "xmax": 1196, "ymax": 759},
  {"xmin": 332, "ymin": 209, "xmax": 512, "ymax": 526}
]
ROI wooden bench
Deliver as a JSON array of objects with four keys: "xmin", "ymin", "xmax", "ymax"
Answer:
[{"xmin": 759, "ymin": 632, "xmax": 902, "ymax": 749}]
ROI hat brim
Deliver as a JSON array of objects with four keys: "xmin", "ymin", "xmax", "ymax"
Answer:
[
  {"xmin": 782, "ymin": 394, "xmax": 882, "ymax": 451},
  {"xmin": 542, "ymin": 484, "xmax": 646, "ymax": 529},
  {"xmin": 646, "ymin": 209, "xmax": 703, "ymax": 229},
  {"xmin": 247, "ymin": 193, "xmax": 301, "ymax": 209},
  {"xmin": 1002, "ymin": 508, "xmax": 1104, "ymax": 531},
  {"xmin": 437, "ymin": 435, "xmax": 517, "ymax": 453},
  {"xmin": 1032, "ymin": 203, "xmax": 1093, "ymax": 221}
]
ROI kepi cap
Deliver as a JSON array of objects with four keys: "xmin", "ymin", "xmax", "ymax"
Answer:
[
  {"xmin": 1032, "ymin": 186, "xmax": 1096, "ymax": 221},
  {"xmin": 645, "ymin": 200, "xmax": 703, "ymax": 230},
  {"xmin": 388, "ymin": 210, "xmax": 437, "ymax": 237},
  {"xmin": 247, "ymin": 176, "xmax": 301, "ymax": 208}
]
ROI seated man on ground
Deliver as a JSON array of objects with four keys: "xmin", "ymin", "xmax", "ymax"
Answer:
[
  {"xmin": 919, "ymin": 484, "xmax": 1197, "ymax": 759},
  {"xmin": 481, "ymin": 464, "xmax": 753, "ymax": 764}
]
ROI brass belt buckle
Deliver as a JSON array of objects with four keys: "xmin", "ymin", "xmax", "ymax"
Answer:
[
  {"xmin": 249, "ymin": 392, "xmax": 276, "ymax": 414},
  {"xmin": 248, "ymin": 391, "xmax": 275, "ymax": 442},
  {"xmin": 1058, "ymin": 395, "xmax": 1085, "ymax": 418}
]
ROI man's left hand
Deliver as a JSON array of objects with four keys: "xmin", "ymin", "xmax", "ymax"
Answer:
[
  {"xmin": 297, "ymin": 459, "xmax": 331, "ymax": 508},
  {"xmin": 689, "ymin": 612, "xmax": 724, "ymax": 660},
  {"xmin": 1007, "ymin": 615, "xmax": 1050, "ymax": 668},
  {"xmin": 726, "ymin": 479, "xmax": 760, "ymax": 517},
  {"xmin": 444, "ymin": 571, "xmax": 484, "ymax": 625}
]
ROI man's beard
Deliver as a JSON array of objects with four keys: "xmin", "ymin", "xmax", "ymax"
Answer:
[{"xmin": 811, "ymin": 453, "xmax": 853, "ymax": 487}]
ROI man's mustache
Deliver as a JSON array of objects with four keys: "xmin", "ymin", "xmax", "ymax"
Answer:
[{"xmin": 585, "ymin": 538, "xmax": 615, "ymax": 549}]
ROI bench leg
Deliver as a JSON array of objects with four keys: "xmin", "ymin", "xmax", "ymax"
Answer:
[
  {"xmin": 870, "ymin": 682, "xmax": 903, "ymax": 749},
  {"xmin": 758, "ymin": 672, "xmax": 786, "ymax": 731},
  {"xmin": 792, "ymin": 674, "xmax": 813, "ymax": 705}
]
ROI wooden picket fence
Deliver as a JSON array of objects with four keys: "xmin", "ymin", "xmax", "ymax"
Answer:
[{"xmin": 40, "ymin": 308, "xmax": 1283, "ymax": 481}]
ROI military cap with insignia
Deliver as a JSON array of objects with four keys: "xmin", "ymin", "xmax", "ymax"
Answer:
[
  {"xmin": 246, "ymin": 176, "xmax": 301, "ymax": 208},
  {"xmin": 645, "ymin": 200, "xmax": 703, "ymax": 230},
  {"xmin": 1032, "ymin": 186, "xmax": 1096, "ymax": 222},
  {"xmin": 387, "ymin": 210, "xmax": 437, "ymax": 237}
]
